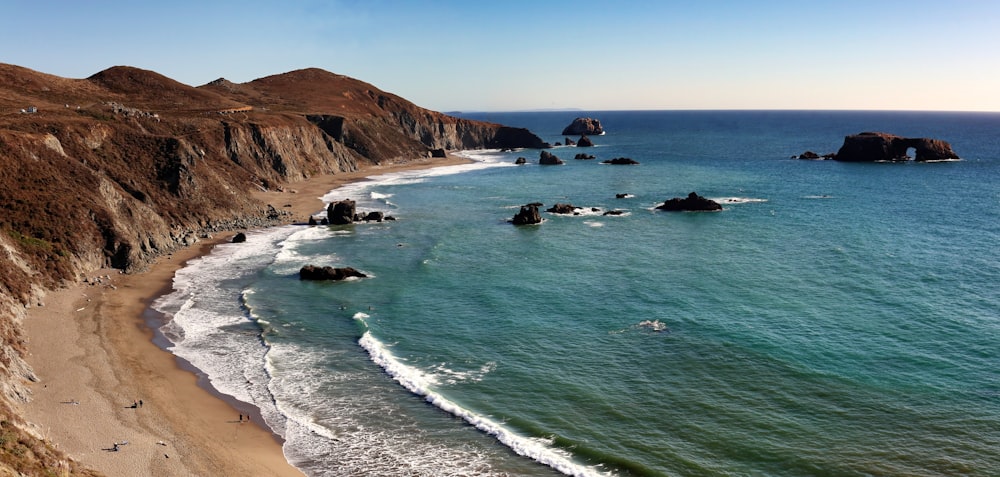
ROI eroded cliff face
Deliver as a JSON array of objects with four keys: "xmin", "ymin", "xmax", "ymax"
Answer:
[{"xmin": 0, "ymin": 63, "xmax": 547, "ymax": 472}]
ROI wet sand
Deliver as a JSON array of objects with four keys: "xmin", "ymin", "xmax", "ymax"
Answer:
[{"xmin": 20, "ymin": 154, "xmax": 472, "ymax": 476}]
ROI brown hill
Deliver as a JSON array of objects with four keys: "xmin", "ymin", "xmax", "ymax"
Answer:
[
  {"xmin": 0, "ymin": 63, "xmax": 546, "ymax": 474},
  {"xmin": 88, "ymin": 65, "xmax": 248, "ymax": 112},
  {"xmin": 0, "ymin": 63, "xmax": 110, "ymax": 111}
]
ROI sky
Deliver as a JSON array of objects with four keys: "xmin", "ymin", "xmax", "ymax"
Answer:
[{"xmin": 4, "ymin": 0, "xmax": 1000, "ymax": 112}]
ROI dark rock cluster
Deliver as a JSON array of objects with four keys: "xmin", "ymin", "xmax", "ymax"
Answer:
[
  {"xmin": 512, "ymin": 203, "xmax": 542, "ymax": 225},
  {"xmin": 656, "ymin": 192, "xmax": 722, "ymax": 212},
  {"xmin": 299, "ymin": 265, "xmax": 367, "ymax": 281},
  {"xmin": 326, "ymin": 199, "xmax": 394, "ymax": 224},
  {"xmin": 602, "ymin": 157, "xmax": 639, "ymax": 165}
]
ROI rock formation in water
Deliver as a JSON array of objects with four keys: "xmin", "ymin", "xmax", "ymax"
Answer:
[
  {"xmin": 546, "ymin": 203, "xmax": 581, "ymax": 214},
  {"xmin": 539, "ymin": 150, "xmax": 565, "ymax": 165},
  {"xmin": 602, "ymin": 157, "xmax": 639, "ymax": 165},
  {"xmin": 512, "ymin": 203, "xmax": 543, "ymax": 225},
  {"xmin": 561, "ymin": 117, "xmax": 604, "ymax": 136},
  {"xmin": 834, "ymin": 132, "xmax": 960, "ymax": 162},
  {"xmin": 327, "ymin": 200, "xmax": 357, "ymax": 225},
  {"xmin": 299, "ymin": 265, "xmax": 367, "ymax": 281},
  {"xmin": 656, "ymin": 192, "xmax": 723, "ymax": 212}
]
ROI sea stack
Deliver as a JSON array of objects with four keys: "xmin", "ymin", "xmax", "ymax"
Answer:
[
  {"xmin": 834, "ymin": 132, "xmax": 959, "ymax": 162},
  {"xmin": 561, "ymin": 117, "xmax": 604, "ymax": 136}
]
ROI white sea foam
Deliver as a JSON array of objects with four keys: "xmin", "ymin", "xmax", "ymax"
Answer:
[
  {"xmin": 710, "ymin": 197, "xmax": 768, "ymax": 204},
  {"xmin": 152, "ymin": 226, "xmax": 299, "ymax": 441},
  {"xmin": 321, "ymin": 152, "xmax": 512, "ymax": 210},
  {"xmin": 359, "ymin": 331, "xmax": 612, "ymax": 477}
]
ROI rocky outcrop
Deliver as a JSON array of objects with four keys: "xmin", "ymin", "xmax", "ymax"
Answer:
[
  {"xmin": 546, "ymin": 203, "xmax": 581, "ymax": 214},
  {"xmin": 512, "ymin": 203, "xmax": 542, "ymax": 225},
  {"xmin": 327, "ymin": 200, "xmax": 357, "ymax": 225},
  {"xmin": 299, "ymin": 265, "xmax": 367, "ymax": 281},
  {"xmin": 834, "ymin": 132, "xmax": 960, "ymax": 162},
  {"xmin": 574, "ymin": 153, "xmax": 595, "ymax": 160},
  {"xmin": 656, "ymin": 192, "xmax": 723, "ymax": 212},
  {"xmin": 561, "ymin": 117, "xmax": 604, "ymax": 136},
  {"xmin": 602, "ymin": 157, "xmax": 639, "ymax": 165},
  {"xmin": 539, "ymin": 150, "xmax": 564, "ymax": 165},
  {"xmin": 577, "ymin": 135, "xmax": 594, "ymax": 147}
]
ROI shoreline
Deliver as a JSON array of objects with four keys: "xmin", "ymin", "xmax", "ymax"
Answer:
[{"xmin": 19, "ymin": 154, "xmax": 474, "ymax": 476}]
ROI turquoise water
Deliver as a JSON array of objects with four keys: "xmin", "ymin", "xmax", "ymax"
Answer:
[{"xmin": 154, "ymin": 111, "xmax": 1000, "ymax": 476}]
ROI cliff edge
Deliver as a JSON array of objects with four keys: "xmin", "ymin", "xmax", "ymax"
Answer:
[{"xmin": 0, "ymin": 63, "xmax": 545, "ymax": 474}]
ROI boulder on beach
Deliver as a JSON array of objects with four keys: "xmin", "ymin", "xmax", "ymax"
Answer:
[
  {"xmin": 232, "ymin": 232, "xmax": 247, "ymax": 243},
  {"xmin": 656, "ymin": 192, "xmax": 722, "ymax": 212}
]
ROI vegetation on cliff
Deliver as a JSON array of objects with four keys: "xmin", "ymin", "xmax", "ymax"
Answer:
[{"xmin": 0, "ymin": 62, "xmax": 545, "ymax": 473}]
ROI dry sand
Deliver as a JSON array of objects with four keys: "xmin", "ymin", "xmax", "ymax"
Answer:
[{"xmin": 20, "ymin": 154, "xmax": 472, "ymax": 476}]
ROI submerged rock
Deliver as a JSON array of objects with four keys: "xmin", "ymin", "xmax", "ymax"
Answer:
[
  {"xmin": 602, "ymin": 157, "xmax": 639, "ymax": 165},
  {"xmin": 546, "ymin": 203, "xmax": 581, "ymax": 214}
]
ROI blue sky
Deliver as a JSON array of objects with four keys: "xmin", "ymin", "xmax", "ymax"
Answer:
[{"xmin": 5, "ymin": 1, "xmax": 999, "ymax": 112}]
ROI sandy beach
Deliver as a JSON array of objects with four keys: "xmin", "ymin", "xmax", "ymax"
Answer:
[{"xmin": 19, "ymin": 154, "xmax": 472, "ymax": 476}]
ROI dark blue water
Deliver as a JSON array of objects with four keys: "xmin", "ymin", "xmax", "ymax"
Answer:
[{"xmin": 155, "ymin": 111, "xmax": 1000, "ymax": 476}]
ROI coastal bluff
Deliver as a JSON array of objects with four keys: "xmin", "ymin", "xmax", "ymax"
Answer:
[{"xmin": 0, "ymin": 63, "xmax": 547, "ymax": 474}]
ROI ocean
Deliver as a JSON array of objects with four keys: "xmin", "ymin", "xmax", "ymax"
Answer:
[{"xmin": 152, "ymin": 110, "xmax": 1000, "ymax": 476}]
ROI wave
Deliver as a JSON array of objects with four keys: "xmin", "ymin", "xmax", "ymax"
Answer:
[
  {"xmin": 321, "ymin": 152, "xmax": 512, "ymax": 210},
  {"xmin": 358, "ymin": 331, "xmax": 612, "ymax": 477},
  {"xmin": 151, "ymin": 227, "xmax": 298, "ymax": 447},
  {"xmin": 710, "ymin": 197, "xmax": 768, "ymax": 204}
]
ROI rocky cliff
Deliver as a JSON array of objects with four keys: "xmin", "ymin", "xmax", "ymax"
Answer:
[{"xmin": 0, "ymin": 63, "xmax": 545, "ymax": 474}]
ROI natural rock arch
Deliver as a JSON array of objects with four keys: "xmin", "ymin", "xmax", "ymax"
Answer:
[{"xmin": 834, "ymin": 132, "xmax": 959, "ymax": 162}]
